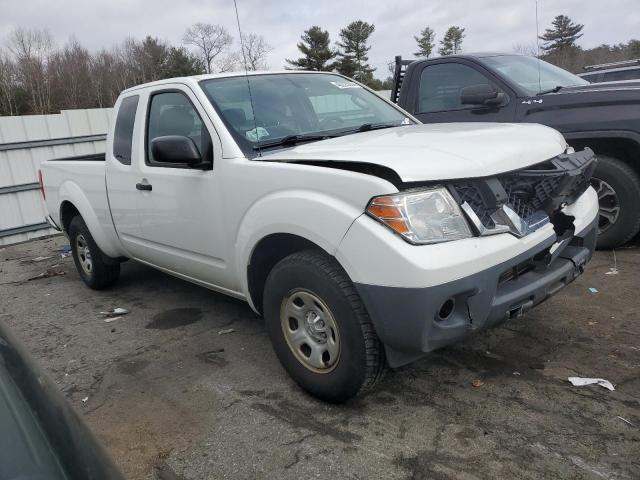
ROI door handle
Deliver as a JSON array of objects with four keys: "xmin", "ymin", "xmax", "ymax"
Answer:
[{"xmin": 136, "ymin": 182, "xmax": 152, "ymax": 191}]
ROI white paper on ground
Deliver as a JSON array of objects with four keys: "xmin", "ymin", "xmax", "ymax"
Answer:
[{"xmin": 568, "ymin": 377, "xmax": 615, "ymax": 391}]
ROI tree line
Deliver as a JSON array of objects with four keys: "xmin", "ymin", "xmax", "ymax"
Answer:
[
  {"xmin": 285, "ymin": 22, "xmax": 467, "ymax": 89},
  {"xmin": 0, "ymin": 25, "xmax": 270, "ymax": 116},
  {"xmin": 1, "ymin": 14, "xmax": 639, "ymax": 117}
]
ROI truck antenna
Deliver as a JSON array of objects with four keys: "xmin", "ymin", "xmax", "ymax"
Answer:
[
  {"xmin": 535, "ymin": 0, "xmax": 542, "ymax": 94},
  {"xmin": 233, "ymin": 0, "xmax": 261, "ymax": 156}
]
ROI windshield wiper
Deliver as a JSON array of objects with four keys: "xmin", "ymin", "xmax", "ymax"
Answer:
[
  {"xmin": 537, "ymin": 85, "xmax": 564, "ymax": 95},
  {"xmin": 253, "ymin": 133, "xmax": 334, "ymax": 150},
  {"xmin": 357, "ymin": 122, "xmax": 403, "ymax": 132}
]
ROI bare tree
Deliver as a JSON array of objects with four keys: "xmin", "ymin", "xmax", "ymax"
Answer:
[
  {"xmin": 217, "ymin": 52, "xmax": 240, "ymax": 73},
  {"xmin": 0, "ymin": 49, "xmax": 19, "ymax": 115},
  {"xmin": 513, "ymin": 43, "xmax": 539, "ymax": 57},
  {"xmin": 183, "ymin": 23, "xmax": 233, "ymax": 73},
  {"xmin": 89, "ymin": 50, "xmax": 119, "ymax": 108},
  {"xmin": 239, "ymin": 33, "xmax": 272, "ymax": 70},
  {"xmin": 50, "ymin": 39, "xmax": 92, "ymax": 110},
  {"xmin": 8, "ymin": 28, "xmax": 55, "ymax": 114}
]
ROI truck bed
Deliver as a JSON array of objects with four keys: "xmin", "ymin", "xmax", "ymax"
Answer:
[{"xmin": 40, "ymin": 155, "xmax": 123, "ymax": 258}]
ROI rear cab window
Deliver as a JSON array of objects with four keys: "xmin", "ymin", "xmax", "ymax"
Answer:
[{"xmin": 112, "ymin": 95, "xmax": 139, "ymax": 165}]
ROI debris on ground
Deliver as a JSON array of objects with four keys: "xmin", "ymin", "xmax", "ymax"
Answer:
[
  {"xmin": 32, "ymin": 256, "xmax": 52, "ymax": 262},
  {"xmin": 60, "ymin": 244, "xmax": 72, "ymax": 258},
  {"xmin": 568, "ymin": 377, "xmax": 615, "ymax": 391},
  {"xmin": 471, "ymin": 379, "xmax": 484, "ymax": 388},
  {"xmin": 104, "ymin": 316, "xmax": 124, "ymax": 323},
  {"xmin": 513, "ymin": 371, "xmax": 521, "ymax": 376},
  {"xmin": 589, "ymin": 287, "xmax": 599, "ymax": 293},
  {"xmin": 27, "ymin": 267, "xmax": 66, "ymax": 281},
  {"xmin": 82, "ymin": 396, "xmax": 89, "ymax": 403},
  {"xmin": 605, "ymin": 250, "xmax": 619, "ymax": 275},
  {"xmin": 485, "ymin": 350, "xmax": 504, "ymax": 361},
  {"xmin": 100, "ymin": 307, "xmax": 130, "ymax": 317},
  {"xmin": 617, "ymin": 416, "xmax": 634, "ymax": 426},
  {"xmin": 218, "ymin": 328, "xmax": 235, "ymax": 335}
]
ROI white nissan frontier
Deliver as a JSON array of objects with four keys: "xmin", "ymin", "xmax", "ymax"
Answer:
[{"xmin": 40, "ymin": 71, "xmax": 599, "ymax": 402}]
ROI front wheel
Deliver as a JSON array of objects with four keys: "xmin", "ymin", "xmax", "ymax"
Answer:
[
  {"xmin": 263, "ymin": 250, "xmax": 385, "ymax": 403},
  {"xmin": 591, "ymin": 155, "xmax": 640, "ymax": 249},
  {"xmin": 68, "ymin": 216, "xmax": 120, "ymax": 289}
]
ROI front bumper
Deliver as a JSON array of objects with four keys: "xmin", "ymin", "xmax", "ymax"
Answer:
[{"xmin": 352, "ymin": 216, "xmax": 598, "ymax": 368}]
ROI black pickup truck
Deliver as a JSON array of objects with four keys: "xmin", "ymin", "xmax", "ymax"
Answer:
[{"xmin": 392, "ymin": 53, "xmax": 640, "ymax": 248}]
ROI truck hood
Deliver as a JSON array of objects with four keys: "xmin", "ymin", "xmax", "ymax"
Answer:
[{"xmin": 260, "ymin": 123, "xmax": 567, "ymax": 183}]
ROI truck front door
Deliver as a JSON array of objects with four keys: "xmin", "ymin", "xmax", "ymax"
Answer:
[
  {"xmin": 130, "ymin": 85, "xmax": 228, "ymax": 288},
  {"xmin": 407, "ymin": 60, "xmax": 516, "ymax": 124}
]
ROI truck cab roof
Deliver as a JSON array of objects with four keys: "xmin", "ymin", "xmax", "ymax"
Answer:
[{"xmin": 121, "ymin": 70, "xmax": 324, "ymax": 94}]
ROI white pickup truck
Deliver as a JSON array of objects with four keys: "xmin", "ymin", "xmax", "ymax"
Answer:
[{"xmin": 40, "ymin": 71, "xmax": 599, "ymax": 402}]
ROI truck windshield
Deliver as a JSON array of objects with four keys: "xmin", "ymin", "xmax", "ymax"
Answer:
[
  {"xmin": 200, "ymin": 73, "xmax": 411, "ymax": 156},
  {"xmin": 481, "ymin": 55, "xmax": 589, "ymax": 96}
]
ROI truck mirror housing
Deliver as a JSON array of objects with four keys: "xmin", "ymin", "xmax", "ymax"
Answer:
[
  {"xmin": 460, "ymin": 84, "xmax": 507, "ymax": 107},
  {"xmin": 150, "ymin": 135, "xmax": 202, "ymax": 166}
]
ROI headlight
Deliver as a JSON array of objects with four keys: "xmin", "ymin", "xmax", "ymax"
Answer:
[{"xmin": 366, "ymin": 187, "xmax": 472, "ymax": 244}]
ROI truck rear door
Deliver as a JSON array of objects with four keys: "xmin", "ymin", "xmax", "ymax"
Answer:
[
  {"xmin": 404, "ymin": 59, "xmax": 517, "ymax": 124},
  {"xmin": 106, "ymin": 94, "xmax": 146, "ymax": 252}
]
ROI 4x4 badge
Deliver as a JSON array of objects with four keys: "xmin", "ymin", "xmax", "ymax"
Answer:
[{"xmin": 522, "ymin": 99, "xmax": 544, "ymax": 104}]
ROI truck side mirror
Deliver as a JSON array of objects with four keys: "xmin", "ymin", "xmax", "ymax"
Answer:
[
  {"xmin": 460, "ymin": 84, "xmax": 507, "ymax": 107},
  {"xmin": 150, "ymin": 135, "xmax": 203, "ymax": 166}
]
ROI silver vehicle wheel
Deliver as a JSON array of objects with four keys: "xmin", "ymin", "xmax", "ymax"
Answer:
[
  {"xmin": 280, "ymin": 289, "xmax": 341, "ymax": 373},
  {"xmin": 591, "ymin": 177, "xmax": 620, "ymax": 235},
  {"xmin": 75, "ymin": 234, "xmax": 93, "ymax": 275}
]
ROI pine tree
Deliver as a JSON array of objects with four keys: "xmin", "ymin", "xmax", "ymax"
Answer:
[
  {"xmin": 286, "ymin": 26, "xmax": 336, "ymax": 71},
  {"xmin": 335, "ymin": 20, "xmax": 376, "ymax": 83},
  {"xmin": 438, "ymin": 26, "xmax": 465, "ymax": 56},
  {"xmin": 539, "ymin": 15, "xmax": 584, "ymax": 53},
  {"xmin": 414, "ymin": 27, "xmax": 436, "ymax": 58}
]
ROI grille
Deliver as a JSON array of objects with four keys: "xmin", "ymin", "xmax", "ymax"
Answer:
[
  {"xmin": 452, "ymin": 172, "xmax": 565, "ymax": 230},
  {"xmin": 454, "ymin": 182, "xmax": 496, "ymax": 228},
  {"xmin": 450, "ymin": 150, "xmax": 595, "ymax": 235},
  {"xmin": 499, "ymin": 175, "xmax": 563, "ymax": 221}
]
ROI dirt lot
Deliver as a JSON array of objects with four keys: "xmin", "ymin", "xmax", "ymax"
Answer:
[{"xmin": 1, "ymin": 235, "xmax": 638, "ymax": 479}]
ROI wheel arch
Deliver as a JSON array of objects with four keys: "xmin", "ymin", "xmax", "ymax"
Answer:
[
  {"xmin": 565, "ymin": 131, "xmax": 640, "ymax": 178},
  {"xmin": 57, "ymin": 181, "xmax": 123, "ymax": 258},
  {"xmin": 246, "ymin": 233, "xmax": 333, "ymax": 315},
  {"xmin": 59, "ymin": 200, "xmax": 80, "ymax": 234}
]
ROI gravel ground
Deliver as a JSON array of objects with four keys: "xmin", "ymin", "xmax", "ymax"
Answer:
[{"xmin": 1, "ymin": 235, "xmax": 638, "ymax": 480}]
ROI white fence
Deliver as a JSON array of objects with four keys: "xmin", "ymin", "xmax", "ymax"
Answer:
[{"xmin": 0, "ymin": 108, "xmax": 112, "ymax": 245}]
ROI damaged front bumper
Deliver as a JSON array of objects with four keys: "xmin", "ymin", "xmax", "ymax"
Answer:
[{"xmin": 355, "ymin": 216, "xmax": 597, "ymax": 367}]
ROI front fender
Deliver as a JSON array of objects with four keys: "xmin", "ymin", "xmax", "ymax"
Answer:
[
  {"xmin": 58, "ymin": 180, "xmax": 123, "ymax": 258},
  {"xmin": 235, "ymin": 189, "xmax": 364, "ymax": 306}
]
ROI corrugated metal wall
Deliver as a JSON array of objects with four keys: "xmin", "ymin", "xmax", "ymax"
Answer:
[{"xmin": 0, "ymin": 108, "xmax": 112, "ymax": 246}]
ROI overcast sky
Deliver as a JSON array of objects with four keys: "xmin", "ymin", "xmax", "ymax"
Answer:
[{"xmin": 1, "ymin": 0, "xmax": 638, "ymax": 77}]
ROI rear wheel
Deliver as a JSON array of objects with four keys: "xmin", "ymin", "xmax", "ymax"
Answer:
[
  {"xmin": 591, "ymin": 155, "xmax": 640, "ymax": 249},
  {"xmin": 68, "ymin": 216, "xmax": 120, "ymax": 289},
  {"xmin": 263, "ymin": 250, "xmax": 385, "ymax": 403}
]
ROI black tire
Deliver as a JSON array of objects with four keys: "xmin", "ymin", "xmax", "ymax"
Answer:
[
  {"xmin": 591, "ymin": 155, "xmax": 640, "ymax": 249},
  {"xmin": 68, "ymin": 216, "xmax": 120, "ymax": 289},
  {"xmin": 263, "ymin": 250, "xmax": 385, "ymax": 403}
]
